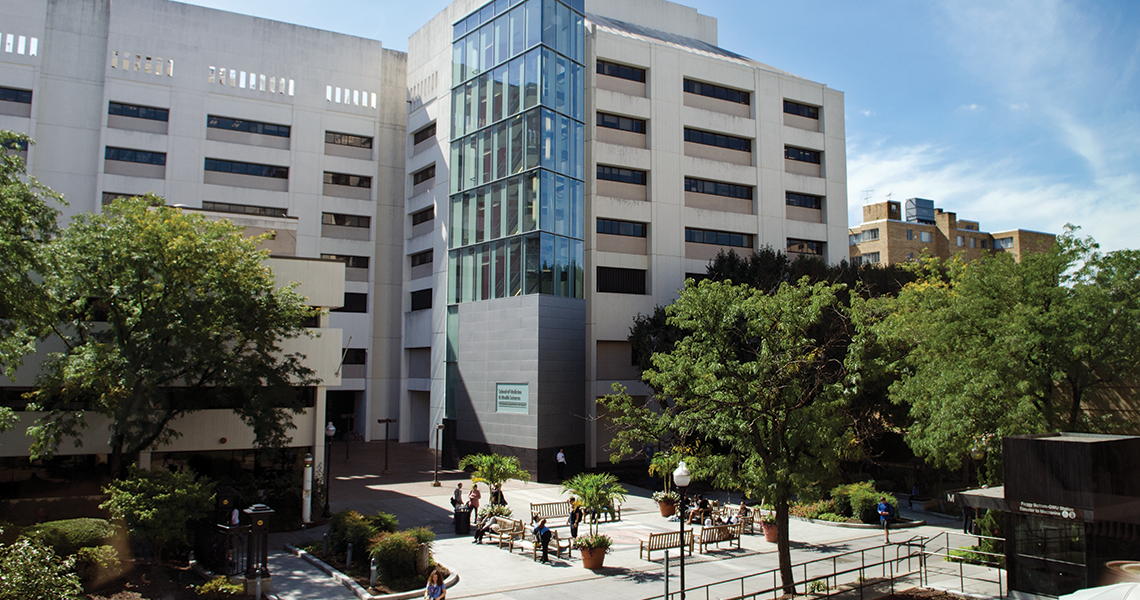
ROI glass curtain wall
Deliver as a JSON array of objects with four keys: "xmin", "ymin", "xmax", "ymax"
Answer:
[{"xmin": 448, "ymin": 0, "xmax": 585, "ymax": 304}]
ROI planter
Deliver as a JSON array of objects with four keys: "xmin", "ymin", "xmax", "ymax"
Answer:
[
  {"xmin": 762, "ymin": 522, "xmax": 778, "ymax": 543},
  {"xmin": 657, "ymin": 500, "xmax": 677, "ymax": 517},
  {"xmin": 580, "ymin": 547, "xmax": 606, "ymax": 569}
]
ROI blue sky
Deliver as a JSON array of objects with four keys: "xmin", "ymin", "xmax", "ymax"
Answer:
[{"xmin": 182, "ymin": 0, "xmax": 1140, "ymax": 251}]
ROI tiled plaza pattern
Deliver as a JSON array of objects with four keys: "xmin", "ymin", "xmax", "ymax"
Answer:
[{"xmin": 266, "ymin": 441, "xmax": 1002, "ymax": 600}]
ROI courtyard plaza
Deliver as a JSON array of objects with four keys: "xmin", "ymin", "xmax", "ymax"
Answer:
[{"xmin": 266, "ymin": 441, "xmax": 1000, "ymax": 600}]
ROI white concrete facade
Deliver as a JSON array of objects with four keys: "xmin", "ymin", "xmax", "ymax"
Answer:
[{"xmin": 0, "ymin": 0, "xmax": 405, "ymax": 469}]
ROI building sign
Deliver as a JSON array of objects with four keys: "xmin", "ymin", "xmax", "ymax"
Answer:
[
  {"xmin": 496, "ymin": 383, "xmax": 529, "ymax": 414},
  {"xmin": 1014, "ymin": 501, "xmax": 1084, "ymax": 520}
]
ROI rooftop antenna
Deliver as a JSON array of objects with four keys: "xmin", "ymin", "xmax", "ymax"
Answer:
[
  {"xmin": 886, "ymin": 191, "xmax": 893, "ymax": 202},
  {"xmin": 862, "ymin": 189, "xmax": 874, "ymax": 204}
]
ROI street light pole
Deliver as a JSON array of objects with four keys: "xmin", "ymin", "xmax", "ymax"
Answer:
[
  {"xmin": 377, "ymin": 418, "xmax": 396, "ymax": 475},
  {"xmin": 322, "ymin": 421, "xmax": 336, "ymax": 518},
  {"xmin": 673, "ymin": 460, "xmax": 691, "ymax": 600},
  {"xmin": 431, "ymin": 423, "xmax": 444, "ymax": 487}
]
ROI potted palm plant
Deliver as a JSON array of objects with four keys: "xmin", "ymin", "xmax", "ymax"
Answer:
[
  {"xmin": 561, "ymin": 472, "xmax": 628, "ymax": 569},
  {"xmin": 459, "ymin": 453, "xmax": 531, "ymax": 505},
  {"xmin": 648, "ymin": 451, "xmax": 683, "ymax": 517}
]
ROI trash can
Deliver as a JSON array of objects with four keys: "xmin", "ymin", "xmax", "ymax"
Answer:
[{"xmin": 454, "ymin": 507, "xmax": 472, "ymax": 535}]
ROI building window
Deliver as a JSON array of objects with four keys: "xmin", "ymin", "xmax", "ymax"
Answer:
[
  {"xmin": 411, "ymin": 207, "xmax": 435, "ymax": 225},
  {"xmin": 596, "ymin": 112, "xmax": 646, "ymax": 134},
  {"xmin": 597, "ymin": 165, "xmax": 646, "ymax": 185},
  {"xmin": 981, "ymin": 240, "xmax": 989, "ymax": 249},
  {"xmin": 597, "ymin": 266, "xmax": 646, "ymax": 295},
  {"xmin": 861, "ymin": 252, "xmax": 881, "ymax": 264},
  {"xmin": 906, "ymin": 229, "xmax": 913, "ymax": 241},
  {"xmin": 109, "ymin": 101, "xmax": 168, "ymax": 122},
  {"xmin": 201, "ymin": 201, "xmax": 287, "ymax": 217},
  {"xmin": 907, "ymin": 252, "xmax": 914, "ymax": 260},
  {"xmin": 596, "ymin": 59, "xmax": 645, "ymax": 83},
  {"xmin": 957, "ymin": 235, "xmax": 965, "ymax": 247},
  {"xmin": 102, "ymin": 192, "xmax": 130, "ymax": 206},
  {"xmin": 851, "ymin": 229, "xmax": 879, "ymax": 244},
  {"xmin": 412, "ymin": 165, "xmax": 436, "ymax": 185},
  {"xmin": 597, "ymin": 218, "xmax": 646, "ymax": 237},
  {"xmin": 686, "ymin": 177, "xmax": 752, "ymax": 200},
  {"xmin": 412, "ymin": 123, "xmax": 436, "ymax": 145},
  {"xmin": 207, "ymin": 115, "xmax": 290, "ymax": 137},
  {"xmin": 410, "ymin": 250, "xmax": 434, "ymax": 267},
  {"xmin": 205, "ymin": 158, "xmax": 288, "ymax": 179},
  {"xmin": 105, "ymin": 147, "xmax": 166, "ymax": 165},
  {"xmin": 787, "ymin": 238, "xmax": 825, "ymax": 256},
  {"xmin": 684, "ymin": 128, "xmax": 751, "ymax": 152},
  {"xmin": 324, "ymin": 172, "xmax": 372, "ymax": 188},
  {"xmin": 332, "ymin": 292, "xmax": 368, "ymax": 313},
  {"xmin": 410, "ymin": 289, "xmax": 432, "ymax": 311},
  {"xmin": 785, "ymin": 191, "xmax": 822, "ymax": 209},
  {"xmin": 0, "ymin": 86, "xmax": 32, "ymax": 104},
  {"xmin": 322, "ymin": 254, "xmax": 370, "ymax": 269},
  {"xmin": 783, "ymin": 100, "xmax": 819, "ymax": 119},
  {"xmin": 342, "ymin": 348, "xmax": 367, "ymax": 365},
  {"xmin": 996, "ymin": 237, "xmax": 1013, "ymax": 249},
  {"xmin": 970, "ymin": 237, "xmax": 977, "ymax": 248},
  {"xmin": 683, "ymin": 79, "xmax": 750, "ymax": 105},
  {"xmin": 920, "ymin": 231, "xmax": 933, "ymax": 243},
  {"xmin": 785, "ymin": 146, "xmax": 821, "ymax": 164},
  {"xmin": 685, "ymin": 228, "xmax": 752, "ymax": 248},
  {"xmin": 326, "ymin": 131, "xmax": 373, "ymax": 148},
  {"xmin": 322, "ymin": 213, "xmax": 371, "ymax": 228}
]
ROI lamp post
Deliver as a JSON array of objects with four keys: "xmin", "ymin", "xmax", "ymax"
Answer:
[
  {"xmin": 322, "ymin": 421, "xmax": 336, "ymax": 518},
  {"xmin": 377, "ymin": 418, "xmax": 396, "ymax": 475},
  {"xmin": 969, "ymin": 445, "xmax": 986, "ymax": 486},
  {"xmin": 431, "ymin": 423, "xmax": 444, "ymax": 487},
  {"xmin": 673, "ymin": 460, "xmax": 691, "ymax": 599}
]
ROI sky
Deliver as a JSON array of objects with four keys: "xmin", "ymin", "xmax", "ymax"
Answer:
[{"xmin": 181, "ymin": 0, "xmax": 1140, "ymax": 251}]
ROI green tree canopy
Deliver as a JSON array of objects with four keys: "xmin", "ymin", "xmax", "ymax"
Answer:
[
  {"xmin": 26, "ymin": 196, "xmax": 319, "ymax": 476},
  {"xmin": 602, "ymin": 278, "xmax": 853, "ymax": 593},
  {"xmin": 854, "ymin": 227, "xmax": 1140, "ymax": 482},
  {"xmin": 100, "ymin": 466, "xmax": 215, "ymax": 560}
]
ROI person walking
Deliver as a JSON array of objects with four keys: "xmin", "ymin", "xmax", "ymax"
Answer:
[
  {"xmin": 555, "ymin": 448, "xmax": 567, "ymax": 480},
  {"xmin": 467, "ymin": 483, "xmax": 482, "ymax": 512},
  {"xmin": 878, "ymin": 496, "xmax": 893, "ymax": 543},
  {"xmin": 451, "ymin": 483, "xmax": 463, "ymax": 509},
  {"xmin": 424, "ymin": 569, "xmax": 447, "ymax": 599},
  {"xmin": 533, "ymin": 518, "xmax": 553, "ymax": 563},
  {"xmin": 568, "ymin": 499, "xmax": 583, "ymax": 539}
]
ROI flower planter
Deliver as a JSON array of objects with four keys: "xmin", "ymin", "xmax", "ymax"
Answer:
[
  {"xmin": 762, "ymin": 522, "xmax": 778, "ymax": 543},
  {"xmin": 657, "ymin": 500, "xmax": 677, "ymax": 517},
  {"xmin": 580, "ymin": 547, "xmax": 606, "ymax": 569}
]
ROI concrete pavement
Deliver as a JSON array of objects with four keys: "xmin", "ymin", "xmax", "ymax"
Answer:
[{"xmin": 265, "ymin": 441, "xmax": 1003, "ymax": 600}]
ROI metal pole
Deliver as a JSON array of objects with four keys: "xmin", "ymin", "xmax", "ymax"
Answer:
[
  {"xmin": 679, "ymin": 486, "xmax": 686, "ymax": 600},
  {"xmin": 323, "ymin": 436, "xmax": 333, "ymax": 517},
  {"xmin": 377, "ymin": 418, "xmax": 395, "ymax": 475},
  {"xmin": 302, "ymin": 453, "xmax": 313, "ymax": 524},
  {"xmin": 664, "ymin": 549, "xmax": 670, "ymax": 599}
]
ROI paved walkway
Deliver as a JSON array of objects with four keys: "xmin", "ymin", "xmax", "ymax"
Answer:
[{"xmin": 264, "ymin": 441, "xmax": 1001, "ymax": 600}]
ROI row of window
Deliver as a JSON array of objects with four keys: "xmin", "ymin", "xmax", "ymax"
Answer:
[
  {"xmin": 685, "ymin": 227, "xmax": 752, "ymax": 248},
  {"xmin": 683, "ymin": 79, "xmax": 750, "ymax": 105},
  {"xmin": 0, "ymin": 86, "xmax": 32, "ymax": 104},
  {"xmin": 596, "ymin": 165, "xmax": 646, "ymax": 185},
  {"xmin": 107, "ymin": 149, "xmax": 371, "ymax": 190},
  {"xmin": 322, "ymin": 254, "xmax": 371, "ymax": 269},
  {"xmin": 201, "ymin": 201, "xmax": 286, "ymax": 218},
  {"xmin": 597, "ymin": 218, "xmax": 645, "ymax": 238},
  {"xmin": 323, "ymin": 172, "xmax": 372, "ymax": 188},
  {"xmin": 684, "ymin": 177, "xmax": 752, "ymax": 200},
  {"xmin": 106, "ymin": 100, "xmax": 374, "ymax": 149},
  {"xmin": 596, "ymin": 112, "xmax": 645, "ymax": 134},
  {"xmin": 412, "ymin": 165, "xmax": 436, "ymax": 186},
  {"xmin": 105, "ymin": 146, "xmax": 166, "ymax": 166},
  {"xmin": 906, "ymin": 229, "xmax": 934, "ymax": 243},
  {"xmin": 204, "ymin": 158, "xmax": 288, "ymax": 179},
  {"xmin": 684, "ymin": 127, "xmax": 751, "ymax": 152},
  {"xmin": 603, "ymin": 167, "xmax": 819, "ymax": 208}
]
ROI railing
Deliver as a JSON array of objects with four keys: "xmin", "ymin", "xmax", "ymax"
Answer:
[
  {"xmin": 643, "ymin": 539, "xmax": 927, "ymax": 600},
  {"xmin": 196, "ymin": 522, "xmax": 250, "ymax": 576},
  {"xmin": 921, "ymin": 530, "xmax": 1007, "ymax": 597}
]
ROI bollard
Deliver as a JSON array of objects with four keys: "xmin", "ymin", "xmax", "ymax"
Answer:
[
  {"xmin": 347, "ymin": 542, "xmax": 353, "ymax": 569},
  {"xmin": 255, "ymin": 573, "xmax": 262, "ymax": 599},
  {"xmin": 301, "ymin": 523, "xmax": 307, "ymax": 545},
  {"xmin": 370, "ymin": 557, "xmax": 378, "ymax": 588},
  {"xmin": 323, "ymin": 532, "xmax": 329, "ymax": 557}
]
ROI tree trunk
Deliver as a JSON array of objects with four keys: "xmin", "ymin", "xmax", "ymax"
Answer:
[
  {"xmin": 109, "ymin": 441, "xmax": 125, "ymax": 480},
  {"xmin": 776, "ymin": 494, "xmax": 795, "ymax": 595}
]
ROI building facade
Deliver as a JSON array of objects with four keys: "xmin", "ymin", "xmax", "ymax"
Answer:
[
  {"xmin": 0, "ymin": 0, "xmax": 405, "ymax": 473},
  {"xmin": 403, "ymin": 0, "xmax": 849, "ymax": 476},
  {"xmin": 849, "ymin": 198, "xmax": 1056, "ymax": 266}
]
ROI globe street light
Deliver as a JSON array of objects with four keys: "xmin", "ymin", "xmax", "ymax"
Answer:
[
  {"xmin": 322, "ymin": 421, "xmax": 336, "ymax": 518},
  {"xmin": 673, "ymin": 460, "xmax": 692, "ymax": 599}
]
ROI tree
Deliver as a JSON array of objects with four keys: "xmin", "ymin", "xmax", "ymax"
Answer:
[
  {"xmin": 857, "ymin": 227, "xmax": 1140, "ymax": 482},
  {"xmin": 26, "ymin": 196, "xmax": 320, "ymax": 476},
  {"xmin": 602, "ymin": 278, "xmax": 852, "ymax": 594},
  {"xmin": 458, "ymin": 453, "xmax": 531, "ymax": 494},
  {"xmin": 0, "ymin": 536, "xmax": 83, "ymax": 600},
  {"xmin": 100, "ymin": 466, "xmax": 215, "ymax": 560},
  {"xmin": 559, "ymin": 472, "xmax": 627, "ymax": 536},
  {"xmin": 0, "ymin": 132, "xmax": 65, "ymax": 440}
]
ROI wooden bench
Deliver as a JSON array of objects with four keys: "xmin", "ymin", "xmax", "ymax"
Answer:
[
  {"xmin": 530, "ymin": 501, "xmax": 622, "ymax": 524},
  {"xmin": 512, "ymin": 528, "xmax": 573, "ymax": 561},
  {"xmin": 698, "ymin": 523, "xmax": 742, "ymax": 553},
  {"xmin": 715, "ymin": 503, "xmax": 755, "ymax": 534},
  {"xmin": 639, "ymin": 530, "xmax": 694, "ymax": 561},
  {"xmin": 487, "ymin": 517, "xmax": 523, "ymax": 549}
]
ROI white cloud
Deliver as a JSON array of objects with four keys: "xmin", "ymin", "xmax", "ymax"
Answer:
[
  {"xmin": 957, "ymin": 103, "xmax": 983, "ymax": 112},
  {"xmin": 1010, "ymin": 102, "xmax": 1029, "ymax": 110},
  {"xmin": 861, "ymin": 110, "xmax": 876, "ymax": 117},
  {"xmin": 846, "ymin": 139, "xmax": 1140, "ymax": 252}
]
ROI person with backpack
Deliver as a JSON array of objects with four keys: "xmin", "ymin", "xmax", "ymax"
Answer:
[{"xmin": 878, "ymin": 496, "xmax": 893, "ymax": 543}]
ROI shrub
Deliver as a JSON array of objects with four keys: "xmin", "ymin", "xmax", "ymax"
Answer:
[
  {"xmin": 23, "ymin": 518, "xmax": 120, "ymax": 557},
  {"xmin": 0, "ymin": 536, "xmax": 82, "ymax": 600},
  {"xmin": 366, "ymin": 512, "xmax": 399, "ymax": 534},
  {"xmin": 196, "ymin": 576, "xmax": 244, "ymax": 599},
  {"xmin": 404, "ymin": 527, "xmax": 435, "ymax": 548},
  {"xmin": 75, "ymin": 545, "xmax": 124, "ymax": 587},
  {"xmin": 790, "ymin": 499, "xmax": 835, "ymax": 520},
  {"xmin": 477, "ymin": 504, "xmax": 512, "ymax": 519},
  {"xmin": 831, "ymin": 481, "xmax": 895, "ymax": 524},
  {"xmin": 817, "ymin": 513, "xmax": 849, "ymax": 523},
  {"xmin": 328, "ymin": 511, "xmax": 377, "ymax": 564},
  {"xmin": 368, "ymin": 532, "xmax": 424, "ymax": 591},
  {"xmin": 101, "ymin": 466, "xmax": 214, "ymax": 559}
]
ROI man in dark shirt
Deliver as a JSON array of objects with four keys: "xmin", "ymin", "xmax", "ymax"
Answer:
[{"xmin": 533, "ymin": 518, "xmax": 553, "ymax": 563}]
